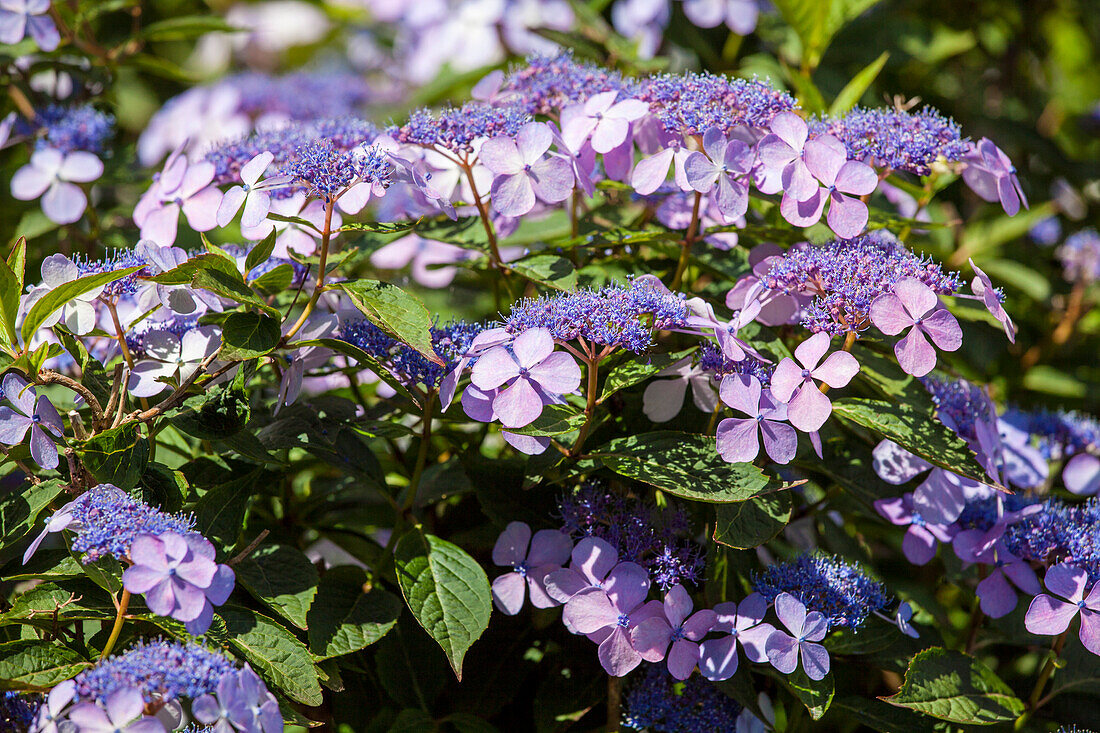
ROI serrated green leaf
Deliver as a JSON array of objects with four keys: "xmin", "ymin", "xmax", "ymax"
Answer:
[
  {"xmin": 236, "ymin": 545, "xmax": 319, "ymax": 630},
  {"xmin": 713, "ymin": 492, "xmax": 792, "ymax": 548},
  {"xmin": 194, "ymin": 470, "xmax": 265, "ymax": 550},
  {"xmin": 599, "ymin": 348, "xmax": 696, "ymax": 402},
  {"xmin": 505, "ymin": 255, "xmax": 577, "ymax": 291},
  {"xmin": 21, "ymin": 267, "xmax": 144, "ymax": 343},
  {"xmin": 307, "ymin": 566, "xmax": 401, "ymax": 659},
  {"xmin": 830, "ymin": 398, "xmax": 987, "ymax": 483},
  {"xmin": 773, "ymin": 665, "xmax": 834, "ymax": 720},
  {"xmin": 221, "ymin": 312, "xmax": 281, "ymax": 361},
  {"xmin": 0, "ymin": 249, "xmax": 20, "ymax": 347},
  {"xmin": 149, "ymin": 253, "xmax": 240, "ymax": 285},
  {"xmin": 218, "ymin": 606, "xmax": 324, "ymax": 706},
  {"xmin": 75, "ymin": 422, "xmax": 149, "ymax": 490},
  {"xmin": 137, "ymin": 462, "xmax": 187, "ymax": 513},
  {"xmin": 884, "ymin": 647, "xmax": 1025, "ymax": 724},
  {"xmin": 337, "ymin": 220, "xmax": 419, "ymax": 234},
  {"xmin": 169, "ymin": 379, "xmax": 251, "ymax": 440},
  {"xmin": 334, "ymin": 280, "xmax": 442, "ymax": 365},
  {"xmin": 394, "ymin": 530, "xmax": 491, "ymax": 680},
  {"xmin": 192, "ymin": 268, "xmax": 279, "ymax": 318},
  {"xmin": 591, "ymin": 432, "xmax": 791, "ymax": 503},
  {"xmin": 0, "ymin": 640, "xmax": 89, "ymax": 690},
  {"xmin": 244, "ymin": 231, "xmax": 278, "ymax": 275},
  {"xmin": 0, "ymin": 479, "xmax": 64, "ymax": 564}
]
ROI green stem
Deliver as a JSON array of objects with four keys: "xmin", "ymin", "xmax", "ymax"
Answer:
[
  {"xmin": 1020, "ymin": 631, "xmax": 1069, "ymax": 724},
  {"xmin": 100, "ymin": 589, "xmax": 130, "ymax": 659},
  {"xmin": 669, "ymin": 192, "xmax": 702, "ymax": 290},
  {"xmin": 404, "ymin": 392, "xmax": 435, "ymax": 511},
  {"xmin": 284, "ymin": 200, "xmax": 335, "ymax": 342},
  {"xmin": 570, "ymin": 353, "xmax": 601, "ymax": 456}
]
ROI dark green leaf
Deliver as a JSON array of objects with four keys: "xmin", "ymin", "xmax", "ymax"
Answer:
[
  {"xmin": 713, "ymin": 492, "xmax": 792, "ymax": 548},
  {"xmin": 221, "ymin": 312, "xmax": 281, "ymax": 361},
  {"xmin": 830, "ymin": 399, "xmax": 988, "ymax": 483},
  {"xmin": 0, "ymin": 250, "xmax": 20, "ymax": 347},
  {"xmin": 236, "ymin": 545, "xmax": 319, "ymax": 630},
  {"xmin": 774, "ymin": 666, "xmax": 834, "ymax": 720},
  {"xmin": 194, "ymin": 470, "xmax": 266, "ymax": 549},
  {"xmin": 170, "ymin": 381, "xmax": 251, "ymax": 440},
  {"xmin": 591, "ymin": 432, "xmax": 793, "ymax": 503},
  {"xmin": 0, "ymin": 640, "xmax": 89, "ymax": 690},
  {"xmin": 598, "ymin": 348, "xmax": 696, "ymax": 402},
  {"xmin": 0, "ymin": 479, "xmax": 64, "ymax": 563},
  {"xmin": 75, "ymin": 422, "xmax": 149, "ymax": 490},
  {"xmin": 244, "ymin": 231, "xmax": 278, "ymax": 275},
  {"xmin": 394, "ymin": 530, "xmax": 491, "ymax": 680},
  {"xmin": 335, "ymin": 280, "xmax": 442, "ymax": 365},
  {"xmin": 251, "ymin": 264, "xmax": 295, "ymax": 295},
  {"xmin": 505, "ymin": 404, "xmax": 586, "ymax": 437},
  {"xmin": 266, "ymin": 212, "xmax": 322, "ymax": 233},
  {"xmin": 883, "ymin": 647, "xmax": 1026, "ymax": 724},
  {"xmin": 137, "ymin": 463, "xmax": 187, "ymax": 513},
  {"xmin": 218, "ymin": 606, "xmax": 324, "ymax": 706},
  {"xmin": 149, "ymin": 253, "xmax": 240, "ymax": 285},
  {"xmin": 505, "ymin": 255, "xmax": 577, "ymax": 291},
  {"xmin": 53, "ymin": 326, "xmax": 112, "ymax": 407},
  {"xmin": 337, "ymin": 220, "xmax": 419, "ymax": 234},
  {"xmin": 307, "ymin": 566, "xmax": 401, "ymax": 659}
]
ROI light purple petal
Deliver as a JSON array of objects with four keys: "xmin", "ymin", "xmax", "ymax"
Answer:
[
  {"xmin": 527, "ymin": 529, "xmax": 572, "ymax": 567},
  {"xmin": 786, "ymin": 384, "xmax": 833, "ymax": 433},
  {"xmin": 604, "ymin": 562, "xmax": 651, "ymax": 613},
  {"xmin": 492, "ymin": 521, "xmax": 531, "ymax": 566},
  {"xmin": 765, "ymin": 631, "xmax": 799, "ymax": 674},
  {"xmin": 490, "ymin": 172, "xmax": 536, "ymax": 217},
  {"xmin": 800, "ymin": 641, "xmax": 831, "ymax": 681},
  {"xmin": 699, "ymin": 636, "xmax": 738, "ymax": 681},
  {"xmin": 773, "ymin": 592, "xmax": 807, "ymax": 635},
  {"xmin": 768, "ymin": 358, "xmax": 802, "ymax": 403},
  {"xmin": 564, "ymin": 588, "xmax": 618, "ymax": 634},
  {"xmin": 1065, "ymin": 454, "xmax": 1100, "ymax": 496},
  {"xmin": 631, "ymin": 616, "xmax": 672, "ymax": 662},
  {"xmin": 1044, "ymin": 563, "xmax": 1090, "ymax": 603},
  {"xmin": 492, "ymin": 572, "xmax": 528, "ymax": 616},
  {"xmin": 492, "ymin": 377, "xmax": 544, "ymax": 428},
  {"xmin": 920, "ymin": 309, "xmax": 963, "ymax": 352},
  {"xmin": 825, "ymin": 192, "xmax": 868, "ymax": 239},
  {"xmin": 976, "ymin": 570, "xmax": 1018, "ymax": 618},
  {"xmin": 894, "ymin": 327, "xmax": 938, "ymax": 377},
  {"xmin": 470, "ymin": 347, "xmax": 519, "ymax": 390},
  {"xmin": 1024, "ymin": 593, "xmax": 1080, "ymax": 636},
  {"xmin": 812, "ymin": 350, "xmax": 859, "ymax": 388},
  {"xmin": 527, "ymin": 351, "xmax": 582, "ymax": 395},
  {"xmin": 667, "ymin": 639, "xmax": 700, "ymax": 680},
  {"xmin": 599, "ymin": 626, "xmax": 643, "ymax": 676},
  {"xmin": 41, "ymin": 181, "xmax": 87, "ymax": 225},
  {"xmin": 716, "ymin": 418, "xmax": 761, "ymax": 463}
]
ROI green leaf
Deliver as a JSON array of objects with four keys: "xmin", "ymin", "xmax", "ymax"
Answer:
[
  {"xmin": 21, "ymin": 267, "xmax": 144, "ymax": 343},
  {"xmin": 591, "ymin": 432, "xmax": 793, "ymax": 503},
  {"xmin": 251, "ymin": 264, "xmax": 294, "ymax": 295},
  {"xmin": 598, "ymin": 348, "xmax": 696, "ymax": 402},
  {"xmin": 300, "ymin": 338, "xmax": 418, "ymax": 405},
  {"xmin": 0, "ymin": 249, "xmax": 20, "ymax": 347},
  {"xmin": 337, "ymin": 220, "xmax": 419, "ymax": 234},
  {"xmin": 335, "ymin": 280, "xmax": 442, "ymax": 365},
  {"xmin": 413, "ymin": 216, "xmax": 489, "ymax": 252},
  {"xmin": 0, "ymin": 640, "xmax": 89, "ymax": 690},
  {"xmin": 0, "ymin": 479, "xmax": 64, "ymax": 562},
  {"xmin": 713, "ymin": 492, "xmax": 792, "ymax": 548},
  {"xmin": 830, "ymin": 398, "xmax": 987, "ymax": 483},
  {"xmin": 772, "ymin": 0, "xmax": 883, "ymax": 70},
  {"xmin": 221, "ymin": 312, "xmax": 281, "ymax": 361},
  {"xmin": 774, "ymin": 666, "xmax": 834, "ymax": 720},
  {"xmin": 137, "ymin": 462, "xmax": 187, "ymax": 513},
  {"xmin": 236, "ymin": 545, "xmax": 319, "ymax": 630},
  {"xmin": 829, "ymin": 51, "xmax": 889, "ymax": 115},
  {"xmin": 244, "ymin": 231, "xmax": 278, "ymax": 275},
  {"xmin": 170, "ymin": 380, "xmax": 251, "ymax": 440},
  {"xmin": 834, "ymin": 695, "xmax": 933, "ymax": 733},
  {"xmin": 141, "ymin": 15, "xmax": 238, "ymax": 41},
  {"xmin": 149, "ymin": 253, "xmax": 239, "ymax": 285},
  {"xmin": 266, "ymin": 212, "xmax": 322, "ymax": 233},
  {"xmin": 218, "ymin": 606, "xmax": 324, "ymax": 706},
  {"xmin": 505, "ymin": 404, "xmax": 585, "ymax": 437},
  {"xmin": 883, "ymin": 647, "xmax": 1025, "ymax": 724},
  {"xmin": 75, "ymin": 422, "xmax": 149, "ymax": 490},
  {"xmin": 307, "ymin": 566, "xmax": 402, "ymax": 660},
  {"xmin": 53, "ymin": 326, "xmax": 112, "ymax": 407},
  {"xmin": 192, "ymin": 268, "xmax": 280, "ymax": 318},
  {"xmin": 394, "ymin": 530, "xmax": 491, "ymax": 680},
  {"xmin": 194, "ymin": 470, "xmax": 265, "ymax": 549},
  {"xmin": 505, "ymin": 255, "xmax": 577, "ymax": 291}
]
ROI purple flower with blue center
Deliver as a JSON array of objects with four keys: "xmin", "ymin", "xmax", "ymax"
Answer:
[
  {"xmin": 123, "ymin": 532, "xmax": 235, "ymax": 635},
  {"xmin": 67, "ymin": 688, "xmax": 163, "ymax": 733},
  {"xmin": 698, "ymin": 593, "xmax": 775, "ymax": 681},
  {"xmin": 490, "ymin": 521, "xmax": 573, "ymax": 615},
  {"xmin": 769, "ymin": 332, "xmax": 859, "ymax": 432},
  {"xmin": 684, "ymin": 127, "xmax": 753, "ymax": 221},
  {"xmin": 0, "ymin": 373, "xmax": 63, "ymax": 470},
  {"xmin": 11, "ymin": 147, "xmax": 103, "ymax": 225},
  {"xmin": 480, "ymin": 122, "xmax": 575, "ymax": 217},
  {"xmin": 192, "ymin": 665, "xmax": 282, "ymax": 733},
  {"xmin": 716, "ymin": 374, "xmax": 797, "ymax": 464},
  {"xmin": 630, "ymin": 584, "xmax": 717, "ymax": 680},
  {"xmin": 0, "ymin": 0, "xmax": 59, "ymax": 51},
  {"xmin": 764, "ymin": 593, "xmax": 831, "ymax": 680},
  {"xmin": 962, "ymin": 138, "xmax": 1027, "ymax": 216},
  {"xmin": 874, "ymin": 492, "xmax": 956, "ymax": 565},
  {"xmin": 1025, "ymin": 564, "xmax": 1100, "ymax": 656},
  {"xmin": 753, "ymin": 553, "xmax": 890, "ymax": 630},
  {"xmin": 870, "ymin": 278, "xmax": 962, "ymax": 377},
  {"xmin": 468, "ymin": 327, "xmax": 581, "ymax": 429},
  {"xmin": 561, "ymin": 90, "xmax": 648, "ymax": 154}
]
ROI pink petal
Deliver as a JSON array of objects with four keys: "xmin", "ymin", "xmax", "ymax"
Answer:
[
  {"xmin": 631, "ymin": 148, "xmax": 674, "ymax": 195},
  {"xmin": 920, "ymin": 309, "xmax": 963, "ymax": 351},
  {"xmin": 716, "ymin": 418, "xmax": 761, "ymax": 463},
  {"xmin": 768, "ymin": 358, "xmax": 803, "ymax": 403},
  {"xmin": 786, "ymin": 384, "xmax": 833, "ymax": 433},
  {"xmin": 58, "ymin": 152, "xmax": 104, "ymax": 183},
  {"xmin": 216, "ymin": 186, "xmax": 247, "ymax": 227},
  {"xmin": 779, "ymin": 187, "xmax": 826, "ymax": 227},
  {"xmin": 1024, "ymin": 594, "xmax": 1080, "ymax": 636},
  {"xmin": 719, "ymin": 374, "xmax": 761, "ymax": 416},
  {"xmin": 804, "ymin": 136, "xmax": 846, "ymax": 186},
  {"xmin": 1079, "ymin": 610, "xmax": 1100, "ymax": 656},
  {"xmin": 512, "ymin": 328, "xmax": 555, "ymax": 369},
  {"xmin": 835, "ymin": 160, "xmax": 878, "ymax": 195},
  {"xmin": 794, "ymin": 332, "xmax": 832, "ymax": 371},
  {"xmin": 893, "ymin": 278, "xmax": 938, "ymax": 319},
  {"xmin": 527, "ymin": 351, "xmax": 582, "ymax": 394},
  {"xmin": 492, "ymin": 377, "xmax": 544, "ymax": 428},
  {"xmin": 492, "ymin": 573, "xmax": 528, "ymax": 615},
  {"xmin": 181, "ymin": 187, "xmax": 222, "ymax": 232},
  {"xmin": 894, "ymin": 327, "xmax": 938, "ymax": 377},
  {"xmin": 869, "ymin": 293, "xmax": 912, "ymax": 336},
  {"xmin": 826, "ymin": 192, "xmax": 868, "ymax": 239},
  {"xmin": 241, "ymin": 190, "xmax": 272, "ymax": 229},
  {"xmin": 631, "ymin": 617, "xmax": 672, "ymax": 662},
  {"xmin": 761, "ymin": 420, "xmax": 797, "ymax": 464},
  {"xmin": 470, "ymin": 347, "xmax": 519, "ymax": 390},
  {"xmin": 812, "ymin": 350, "xmax": 859, "ymax": 388},
  {"xmin": 768, "ymin": 112, "xmax": 807, "ymax": 153}
]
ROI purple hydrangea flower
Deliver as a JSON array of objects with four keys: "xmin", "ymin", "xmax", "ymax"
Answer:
[
  {"xmin": 769, "ymin": 332, "xmax": 859, "ymax": 432},
  {"xmin": 11, "ymin": 148, "xmax": 103, "ymax": 225},
  {"xmin": 192, "ymin": 665, "xmax": 282, "ymax": 733},
  {"xmin": 133, "ymin": 148, "xmax": 222, "ymax": 246},
  {"xmin": 1024, "ymin": 563, "xmax": 1100, "ymax": 655},
  {"xmin": 480, "ymin": 122, "xmax": 574, "ymax": 217},
  {"xmin": 757, "ymin": 111, "xmax": 813, "ymax": 199},
  {"xmin": 490, "ymin": 521, "xmax": 573, "ymax": 615},
  {"xmin": 128, "ymin": 326, "xmax": 220, "ymax": 399},
  {"xmin": 773, "ymin": 132, "xmax": 876, "ymax": 238},
  {"xmin": 468, "ymin": 327, "xmax": 581, "ymax": 428},
  {"xmin": 641, "ymin": 355, "xmax": 718, "ymax": 423},
  {"xmin": 31, "ymin": 679, "xmax": 75, "ymax": 733},
  {"xmin": 968, "ymin": 259, "xmax": 1016, "ymax": 343},
  {"xmin": 962, "ymin": 138, "xmax": 1027, "ymax": 216},
  {"xmin": 73, "ymin": 639, "xmax": 235, "ymax": 705},
  {"xmin": 698, "ymin": 593, "xmax": 775, "ymax": 681},
  {"xmin": 764, "ymin": 593, "xmax": 830, "ymax": 680},
  {"xmin": 0, "ymin": 0, "xmax": 59, "ymax": 51},
  {"xmin": 630, "ymin": 584, "xmax": 717, "ymax": 679},
  {"xmin": 23, "ymin": 253, "xmax": 106, "ymax": 336},
  {"xmin": 716, "ymin": 374, "xmax": 797, "ymax": 464},
  {"xmin": 874, "ymin": 493, "xmax": 956, "ymax": 565},
  {"xmin": 684, "ymin": 127, "xmax": 753, "ymax": 220},
  {"xmin": 869, "ymin": 278, "xmax": 962, "ymax": 377},
  {"xmin": 681, "ymin": 0, "xmax": 759, "ymax": 34},
  {"xmin": 954, "ymin": 538, "xmax": 1040, "ymax": 619},
  {"xmin": 1065, "ymin": 453, "xmax": 1100, "ymax": 497},
  {"xmin": 67, "ymin": 688, "xmax": 163, "ymax": 733},
  {"xmin": 216, "ymin": 151, "xmax": 291, "ymax": 228},
  {"xmin": 0, "ymin": 373, "xmax": 63, "ymax": 470},
  {"xmin": 544, "ymin": 536, "xmax": 621, "ymax": 604},
  {"xmin": 561, "ymin": 91, "xmax": 648, "ymax": 154},
  {"xmin": 122, "ymin": 532, "xmax": 235, "ymax": 635},
  {"xmin": 560, "ymin": 561, "xmax": 662, "ymax": 676}
]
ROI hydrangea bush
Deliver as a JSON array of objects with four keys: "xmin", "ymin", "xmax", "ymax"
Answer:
[{"xmin": 0, "ymin": 0, "xmax": 1099, "ymax": 731}]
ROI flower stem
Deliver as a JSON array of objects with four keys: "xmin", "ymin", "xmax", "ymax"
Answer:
[
  {"xmin": 461, "ymin": 162, "xmax": 504, "ymax": 269},
  {"xmin": 404, "ymin": 391, "xmax": 435, "ymax": 511},
  {"xmin": 606, "ymin": 675, "xmax": 622, "ymax": 732},
  {"xmin": 570, "ymin": 353, "xmax": 601, "ymax": 456},
  {"xmin": 100, "ymin": 589, "xmax": 130, "ymax": 659},
  {"xmin": 284, "ymin": 199, "xmax": 335, "ymax": 342},
  {"xmin": 1021, "ymin": 631, "xmax": 1068, "ymax": 721},
  {"xmin": 819, "ymin": 332, "xmax": 858, "ymax": 395},
  {"xmin": 669, "ymin": 192, "xmax": 702, "ymax": 290}
]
